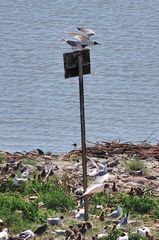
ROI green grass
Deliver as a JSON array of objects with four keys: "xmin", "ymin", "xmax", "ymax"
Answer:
[
  {"xmin": 0, "ymin": 157, "xmax": 158, "ymax": 237},
  {"xmin": 0, "ymin": 178, "xmax": 76, "ymax": 233},
  {"xmin": 92, "ymin": 191, "xmax": 159, "ymax": 217},
  {"xmin": 124, "ymin": 158, "xmax": 147, "ymax": 174},
  {"xmin": 22, "ymin": 158, "xmax": 37, "ymax": 166},
  {"xmin": 0, "ymin": 152, "xmax": 6, "ymax": 164}
]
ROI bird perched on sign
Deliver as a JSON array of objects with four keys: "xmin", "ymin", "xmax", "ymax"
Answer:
[
  {"xmin": 107, "ymin": 205, "xmax": 123, "ymax": 219},
  {"xmin": 47, "ymin": 216, "xmax": 64, "ymax": 226},
  {"xmin": 62, "ymin": 27, "xmax": 100, "ymax": 51}
]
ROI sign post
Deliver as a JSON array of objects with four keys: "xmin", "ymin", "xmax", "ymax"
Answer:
[{"xmin": 63, "ymin": 49, "xmax": 90, "ymax": 220}]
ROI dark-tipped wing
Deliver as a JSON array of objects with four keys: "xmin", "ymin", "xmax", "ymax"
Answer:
[{"xmin": 77, "ymin": 27, "xmax": 96, "ymax": 37}]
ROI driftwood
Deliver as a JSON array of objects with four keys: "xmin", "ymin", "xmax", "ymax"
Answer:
[{"xmin": 71, "ymin": 141, "xmax": 159, "ymax": 160}]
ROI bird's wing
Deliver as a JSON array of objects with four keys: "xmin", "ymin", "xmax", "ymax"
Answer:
[
  {"xmin": 94, "ymin": 173, "xmax": 110, "ymax": 183},
  {"xmin": 107, "ymin": 210, "xmax": 117, "ymax": 218},
  {"xmin": 88, "ymin": 157, "xmax": 99, "ymax": 170},
  {"xmin": 88, "ymin": 168, "xmax": 98, "ymax": 177},
  {"xmin": 62, "ymin": 39, "xmax": 82, "ymax": 49},
  {"xmin": 65, "ymin": 32, "xmax": 89, "ymax": 42},
  {"xmin": 97, "ymin": 163, "xmax": 108, "ymax": 172},
  {"xmin": 77, "ymin": 27, "xmax": 96, "ymax": 36},
  {"xmin": 83, "ymin": 183, "xmax": 103, "ymax": 195}
]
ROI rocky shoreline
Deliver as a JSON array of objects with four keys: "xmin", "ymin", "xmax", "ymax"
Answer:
[{"xmin": 1, "ymin": 141, "xmax": 159, "ymax": 196}]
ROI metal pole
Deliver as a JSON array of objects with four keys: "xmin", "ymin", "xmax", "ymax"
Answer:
[{"xmin": 78, "ymin": 51, "xmax": 88, "ymax": 221}]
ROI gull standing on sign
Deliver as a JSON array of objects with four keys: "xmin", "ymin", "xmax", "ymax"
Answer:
[{"xmin": 62, "ymin": 27, "xmax": 100, "ymax": 50}]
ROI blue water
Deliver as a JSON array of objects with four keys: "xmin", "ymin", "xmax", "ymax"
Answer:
[{"xmin": 0, "ymin": 0, "xmax": 159, "ymax": 153}]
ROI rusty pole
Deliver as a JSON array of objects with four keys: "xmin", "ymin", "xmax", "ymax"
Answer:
[{"xmin": 78, "ymin": 51, "xmax": 88, "ymax": 221}]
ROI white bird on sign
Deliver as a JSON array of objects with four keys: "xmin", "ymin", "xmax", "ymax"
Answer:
[
  {"xmin": 63, "ymin": 27, "xmax": 99, "ymax": 50},
  {"xmin": 61, "ymin": 39, "xmax": 84, "ymax": 51}
]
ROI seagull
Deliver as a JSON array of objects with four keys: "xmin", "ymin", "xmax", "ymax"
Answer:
[
  {"xmin": 33, "ymin": 223, "xmax": 48, "ymax": 236},
  {"xmin": 0, "ymin": 228, "xmax": 8, "ymax": 240},
  {"xmin": 75, "ymin": 208, "xmax": 85, "ymax": 220},
  {"xmin": 19, "ymin": 229, "xmax": 35, "ymax": 240},
  {"xmin": 116, "ymin": 212, "xmax": 129, "ymax": 228},
  {"xmin": 11, "ymin": 173, "xmax": 28, "ymax": 186},
  {"xmin": 96, "ymin": 232, "xmax": 108, "ymax": 239},
  {"xmin": 107, "ymin": 205, "xmax": 123, "ymax": 219},
  {"xmin": 88, "ymin": 162, "xmax": 108, "ymax": 177},
  {"xmin": 94, "ymin": 172, "xmax": 110, "ymax": 184},
  {"xmin": 117, "ymin": 232, "xmax": 129, "ymax": 240},
  {"xmin": 63, "ymin": 27, "xmax": 99, "ymax": 50},
  {"xmin": 62, "ymin": 39, "xmax": 84, "ymax": 51},
  {"xmin": 77, "ymin": 27, "xmax": 96, "ymax": 36},
  {"xmin": 99, "ymin": 211, "xmax": 105, "ymax": 221},
  {"xmin": 47, "ymin": 216, "xmax": 64, "ymax": 226},
  {"xmin": 83, "ymin": 182, "xmax": 108, "ymax": 196},
  {"xmin": 75, "ymin": 186, "xmax": 84, "ymax": 196},
  {"xmin": 52, "ymin": 229, "xmax": 66, "ymax": 236},
  {"xmin": 137, "ymin": 226, "xmax": 151, "ymax": 237}
]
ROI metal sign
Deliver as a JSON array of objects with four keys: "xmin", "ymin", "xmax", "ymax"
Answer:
[{"xmin": 63, "ymin": 49, "xmax": 91, "ymax": 78}]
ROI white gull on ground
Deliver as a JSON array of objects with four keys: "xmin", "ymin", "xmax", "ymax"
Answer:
[
  {"xmin": 88, "ymin": 158, "xmax": 108, "ymax": 177},
  {"xmin": 47, "ymin": 216, "xmax": 64, "ymax": 226},
  {"xmin": 12, "ymin": 173, "xmax": 28, "ymax": 186},
  {"xmin": 107, "ymin": 205, "xmax": 123, "ymax": 219},
  {"xmin": 116, "ymin": 212, "xmax": 129, "ymax": 229},
  {"xmin": 0, "ymin": 228, "xmax": 8, "ymax": 240},
  {"xmin": 137, "ymin": 226, "xmax": 151, "ymax": 236},
  {"xmin": 75, "ymin": 208, "xmax": 85, "ymax": 220},
  {"xmin": 117, "ymin": 232, "xmax": 129, "ymax": 240},
  {"xmin": 19, "ymin": 229, "xmax": 35, "ymax": 240}
]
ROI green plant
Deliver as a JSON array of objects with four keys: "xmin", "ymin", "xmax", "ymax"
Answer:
[
  {"xmin": 70, "ymin": 153, "xmax": 80, "ymax": 162},
  {"xmin": 122, "ymin": 195, "xmax": 158, "ymax": 214},
  {"xmin": 124, "ymin": 158, "xmax": 147, "ymax": 174},
  {"xmin": 22, "ymin": 158, "xmax": 37, "ymax": 166},
  {"xmin": 0, "ymin": 153, "xmax": 6, "ymax": 164}
]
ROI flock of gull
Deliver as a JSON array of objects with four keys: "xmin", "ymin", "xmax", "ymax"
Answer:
[{"xmin": 0, "ymin": 150, "xmax": 156, "ymax": 240}]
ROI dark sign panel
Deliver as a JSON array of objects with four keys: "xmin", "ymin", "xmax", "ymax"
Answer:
[{"xmin": 63, "ymin": 49, "xmax": 91, "ymax": 78}]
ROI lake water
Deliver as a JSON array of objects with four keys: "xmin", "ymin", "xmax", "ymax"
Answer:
[{"xmin": 0, "ymin": 0, "xmax": 159, "ymax": 153}]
